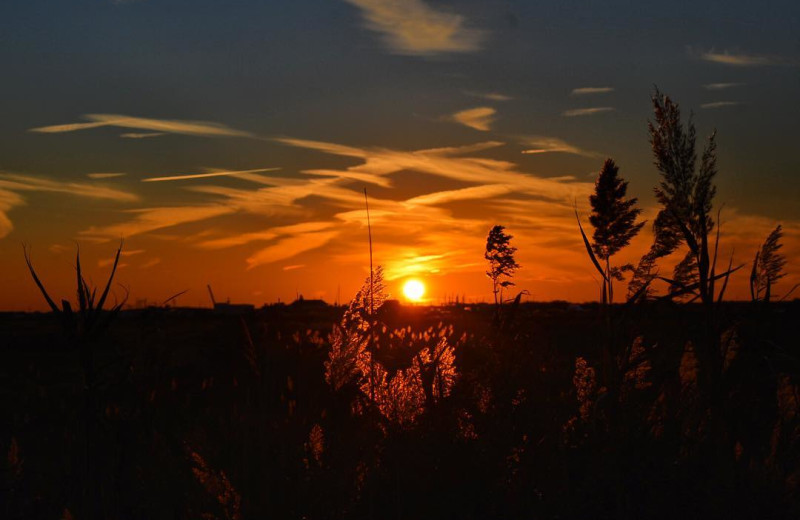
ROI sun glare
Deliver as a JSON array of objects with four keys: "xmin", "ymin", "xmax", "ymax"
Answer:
[{"xmin": 402, "ymin": 279, "xmax": 426, "ymax": 302}]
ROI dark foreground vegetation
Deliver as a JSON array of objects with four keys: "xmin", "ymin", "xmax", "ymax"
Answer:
[{"xmin": 2, "ymin": 298, "xmax": 799, "ymax": 519}]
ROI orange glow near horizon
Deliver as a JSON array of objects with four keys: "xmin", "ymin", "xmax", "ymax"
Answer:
[{"xmin": 402, "ymin": 279, "xmax": 426, "ymax": 302}]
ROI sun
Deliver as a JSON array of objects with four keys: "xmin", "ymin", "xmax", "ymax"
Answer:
[{"xmin": 402, "ymin": 279, "xmax": 426, "ymax": 302}]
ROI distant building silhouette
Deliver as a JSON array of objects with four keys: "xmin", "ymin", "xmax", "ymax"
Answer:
[{"xmin": 290, "ymin": 295, "xmax": 328, "ymax": 309}]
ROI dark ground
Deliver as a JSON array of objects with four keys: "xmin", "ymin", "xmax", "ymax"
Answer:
[{"xmin": 1, "ymin": 301, "xmax": 799, "ymax": 519}]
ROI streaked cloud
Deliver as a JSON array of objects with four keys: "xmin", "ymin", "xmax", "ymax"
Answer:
[
  {"xmin": 276, "ymin": 138, "xmax": 592, "ymax": 203},
  {"xmin": 199, "ymin": 221, "xmax": 336, "ymax": 249},
  {"xmin": 31, "ymin": 114, "xmax": 255, "ymax": 138},
  {"xmin": 302, "ymin": 169, "xmax": 392, "ymax": 188},
  {"xmin": 703, "ymin": 82, "xmax": 744, "ymax": 90},
  {"xmin": 701, "ymin": 101, "xmax": 740, "ymax": 109},
  {"xmin": 405, "ymin": 184, "xmax": 513, "ymax": 206},
  {"xmin": 570, "ymin": 87, "xmax": 614, "ymax": 96},
  {"xmin": 120, "ymin": 132, "xmax": 166, "ymax": 139},
  {"xmin": 0, "ymin": 173, "xmax": 138, "ymax": 202},
  {"xmin": 562, "ymin": 107, "xmax": 614, "ymax": 117},
  {"xmin": 450, "ymin": 107, "xmax": 496, "ymax": 131},
  {"xmin": 421, "ymin": 141, "xmax": 505, "ymax": 156},
  {"xmin": 343, "ymin": 0, "xmax": 484, "ymax": 56},
  {"xmin": 698, "ymin": 49, "xmax": 785, "ymax": 67},
  {"xmin": 247, "ymin": 230, "xmax": 340, "ymax": 268},
  {"xmin": 96, "ymin": 138, "xmax": 591, "ymax": 274},
  {"xmin": 0, "ymin": 172, "xmax": 138, "ymax": 239},
  {"xmin": 81, "ymin": 205, "xmax": 235, "ymax": 240},
  {"xmin": 189, "ymin": 177, "xmax": 366, "ymax": 217},
  {"xmin": 520, "ymin": 136, "xmax": 600, "ymax": 157},
  {"xmin": 0, "ymin": 189, "xmax": 25, "ymax": 238},
  {"xmin": 87, "ymin": 172, "xmax": 127, "ymax": 179},
  {"xmin": 98, "ymin": 249, "xmax": 145, "ymax": 267},
  {"xmin": 77, "ymin": 138, "xmax": 594, "ymax": 273},
  {"xmin": 139, "ymin": 258, "xmax": 162, "ymax": 269},
  {"xmin": 273, "ymin": 137, "xmax": 366, "ymax": 158},
  {"xmin": 465, "ymin": 91, "xmax": 513, "ymax": 102},
  {"xmin": 142, "ymin": 168, "xmax": 280, "ymax": 183}
]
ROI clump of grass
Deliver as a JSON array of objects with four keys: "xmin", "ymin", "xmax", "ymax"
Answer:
[
  {"xmin": 23, "ymin": 241, "xmax": 127, "ymax": 339},
  {"xmin": 750, "ymin": 225, "xmax": 796, "ymax": 303},
  {"xmin": 22, "ymin": 241, "xmax": 128, "ymax": 520}
]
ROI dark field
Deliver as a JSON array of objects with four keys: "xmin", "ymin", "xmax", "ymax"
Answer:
[{"xmin": 2, "ymin": 301, "xmax": 799, "ymax": 519}]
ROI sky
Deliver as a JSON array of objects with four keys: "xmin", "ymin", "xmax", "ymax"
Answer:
[{"xmin": 0, "ymin": 0, "xmax": 799, "ymax": 310}]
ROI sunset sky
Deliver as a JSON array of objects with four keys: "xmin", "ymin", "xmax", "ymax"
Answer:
[{"xmin": 1, "ymin": 0, "xmax": 798, "ymax": 310}]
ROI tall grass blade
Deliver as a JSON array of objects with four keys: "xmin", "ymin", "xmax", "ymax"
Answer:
[
  {"xmin": 95, "ymin": 240, "xmax": 123, "ymax": 313},
  {"xmin": 574, "ymin": 210, "xmax": 607, "ymax": 281},
  {"xmin": 670, "ymin": 209, "xmax": 699, "ymax": 254},
  {"xmin": 659, "ymin": 265, "xmax": 743, "ymax": 300},
  {"xmin": 779, "ymin": 283, "xmax": 799, "ymax": 301},
  {"xmin": 76, "ymin": 247, "xmax": 87, "ymax": 314},
  {"xmin": 749, "ymin": 250, "xmax": 759, "ymax": 301},
  {"xmin": 716, "ymin": 252, "xmax": 734, "ymax": 305},
  {"xmin": 625, "ymin": 277, "xmax": 653, "ymax": 306},
  {"xmin": 162, "ymin": 289, "xmax": 189, "ymax": 307},
  {"xmin": 22, "ymin": 244, "xmax": 60, "ymax": 313}
]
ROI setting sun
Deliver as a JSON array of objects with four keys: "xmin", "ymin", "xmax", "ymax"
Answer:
[{"xmin": 402, "ymin": 279, "xmax": 426, "ymax": 302}]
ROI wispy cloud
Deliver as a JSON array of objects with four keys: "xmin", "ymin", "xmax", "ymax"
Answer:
[
  {"xmin": 570, "ymin": 87, "xmax": 614, "ymax": 96},
  {"xmin": 189, "ymin": 177, "xmax": 365, "ymax": 217},
  {"xmin": 405, "ymin": 184, "xmax": 513, "ymax": 206},
  {"xmin": 0, "ymin": 172, "xmax": 138, "ymax": 239},
  {"xmin": 465, "ymin": 91, "xmax": 513, "ymax": 102},
  {"xmin": 81, "ymin": 205, "xmax": 235, "ymax": 240},
  {"xmin": 698, "ymin": 49, "xmax": 787, "ymax": 67},
  {"xmin": 0, "ymin": 173, "xmax": 138, "ymax": 202},
  {"xmin": 0, "ymin": 189, "xmax": 24, "ymax": 238},
  {"xmin": 302, "ymin": 169, "xmax": 392, "ymax": 188},
  {"xmin": 78, "ymin": 138, "xmax": 594, "ymax": 273},
  {"xmin": 421, "ymin": 141, "xmax": 505, "ymax": 156},
  {"xmin": 199, "ymin": 221, "xmax": 336, "ymax": 249},
  {"xmin": 87, "ymin": 172, "xmax": 127, "ymax": 179},
  {"xmin": 275, "ymin": 138, "xmax": 592, "ymax": 202},
  {"xmin": 520, "ymin": 136, "xmax": 600, "ymax": 157},
  {"xmin": 139, "ymin": 258, "xmax": 162, "ymax": 269},
  {"xmin": 701, "ymin": 101, "xmax": 740, "ymax": 109},
  {"xmin": 98, "ymin": 249, "xmax": 145, "ymax": 267},
  {"xmin": 449, "ymin": 107, "xmax": 496, "ymax": 131},
  {"xmin": 343, "ymin": 0, "xmax": 484, "ymax": 56},
  {"xmin": 31, "ymin": 114, "xmax": 255, "ymax": 138},
  {"xmin": 703, "ymin": 82, "xmax": 744, "ymax": 90},
  {"xmin": 273, "ymin": 138, "xmax": 366, "ymax": 158},
  {"xmin": 142, "ymin": 168, "xmax": 280, "ymax": 183},
  {"xmin": 120, "ymin": 132, "xmax": 166, "ymax": 139},
  {"xmin": 247, "ymin": 231, "xmax": 340, "ymax": 268},
  {"xmin": 562, "ymin": 107, "xmax": 614, "ymax": 117}
]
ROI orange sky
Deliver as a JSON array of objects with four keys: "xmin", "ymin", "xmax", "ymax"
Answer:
[{"xmin": 2, "ymin": 138, "xmax": 797, "ymax": 311}]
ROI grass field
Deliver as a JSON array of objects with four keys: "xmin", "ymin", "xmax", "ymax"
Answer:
[{"xmin": 2, "ymin": 299, "xmax": 798, "ymax": 519}]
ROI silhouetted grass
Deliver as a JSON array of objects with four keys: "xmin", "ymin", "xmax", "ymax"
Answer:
[{"xmin": 1, "ymin": 300, "xmax": 798, "ymax": 519}]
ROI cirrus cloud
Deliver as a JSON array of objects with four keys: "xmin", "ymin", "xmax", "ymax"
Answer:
[
  {"xmin": 562, "ymin": 107, "xmax": 614, "ymax": 117},
  {"xmin": 570, "ymin": 87, "xmax": 614, "ymax": 96},
  {"xmin": 696, "ymin": 49, "xmax": 791, "ymax": 67},
  {"xmin": 343, "ymin": 0, "xmax": 485, "ymax": 56},
  {"xmin": 701, "ymin": 101, "xmax": 741, "ymax": 109},
  {"xmin": 0, "ymin": 172, "xmax": 137, "ymax": 239},
  {"xmin": 449, "ymin": 106, "xmax": 496, "ymax": 131},
  {"xmin": 31, "ymin": 114, "xmax": 255, "ymax": 139},
  {"xmin": 520, "ymin": 136, "xmax": 600, "ymax": 158}
]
